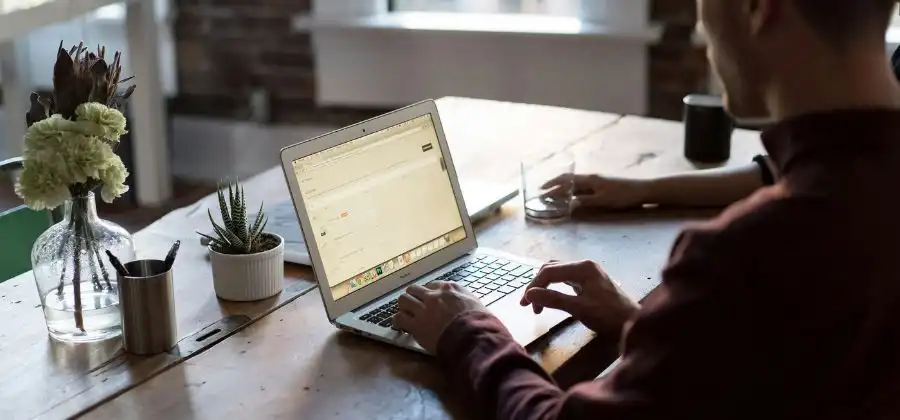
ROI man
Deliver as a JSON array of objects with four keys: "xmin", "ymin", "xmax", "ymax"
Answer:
[
  {"xmin": 393, "ymin": 0, "xmax": 900, "ymax": 418},
  {"xmin": 549, "ymin": 3, "xmax": 900, "ymax": 212}
]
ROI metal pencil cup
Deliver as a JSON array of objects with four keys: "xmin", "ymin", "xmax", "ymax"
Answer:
[{"xmin": 117, "ymin": 260, "xmax": 177, "ymax": 355}]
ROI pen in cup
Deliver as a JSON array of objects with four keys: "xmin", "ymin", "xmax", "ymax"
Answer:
[
  {"xmin": 105, "ymin": 250, "xmax": 130, "ymax": 277},
  {"xmin": 164, "ymin": 240, "xmax": 181, "ymax": 271}
]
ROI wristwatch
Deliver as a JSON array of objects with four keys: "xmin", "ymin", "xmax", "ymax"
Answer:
[{"xmin": 753, "ymin": 154, "xmax": 776, "ymax": 186}]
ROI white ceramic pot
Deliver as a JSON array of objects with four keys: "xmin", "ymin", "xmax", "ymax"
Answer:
[{"xmin": 209, "ymin": 233, "xmax": 285, "ymax": 301}]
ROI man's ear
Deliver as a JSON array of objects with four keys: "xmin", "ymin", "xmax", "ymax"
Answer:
[{"xmin": 747, "ymin": 0, "xmax": 775, "ymax": 36}]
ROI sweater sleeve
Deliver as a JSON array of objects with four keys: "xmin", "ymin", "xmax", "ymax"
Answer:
[{"xmin": 435, "ymin": 223, "xmax": 760, "ymax": 420}]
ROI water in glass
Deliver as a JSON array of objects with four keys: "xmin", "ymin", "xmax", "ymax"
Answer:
[{"xmin": 521, "ymin": 151, "xmax": 575, "ymax": 222}]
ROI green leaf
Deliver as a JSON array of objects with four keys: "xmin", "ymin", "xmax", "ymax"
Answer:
[
  {"xmin": 213, "ymin": 219, "xmax": 245, "ymax": 250},
  {"xmin": 217, "ymin": 184, "xmax": 232, "ymax": 232},
  {"xmin": 228, "ymin": 180, "xmax": 237, "ymax": 226},
  {"xmin": 207, "ymin": 209, "xmax": 231, "ymax": 245},
  {"xmin": 196, "ymin": 231, "xmax": 220, "ymax": 244},
  {"xmin": 206, "ymin": 209, "xmax": 220, "ymax": 236},
  {"xmin": 228, "ymin": 182, "xmax": 240, "ymax": 234},
  {"xmin": 250, "ymin": 202, "xmax": 265, "ymax": 237},
  {"xmin": 208, "ymin": 208, "xmax": 246, "ymax": 250},
  {"xmin": 235, "ymin": 185, "xmax": 248, "ymax": 244},
  {"xmin": 245, "ymin": 233, "xmax": 254, "ymax": 253},
  {"xmin": 197, "ymin": 231, "xmax": 227, "ymax": 249},
  {"xmin": 256, "ymin": 217, "xmax": 268, "ymax": 239}
]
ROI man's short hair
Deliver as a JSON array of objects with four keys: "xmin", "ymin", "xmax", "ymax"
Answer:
[{"xmin": 792, "ymin": 0, "xmax": 896, "ymax": 45}]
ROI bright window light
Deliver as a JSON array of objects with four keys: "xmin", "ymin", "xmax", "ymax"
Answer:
[
  {"xmin": 92, "ymin": 4, "xmax": 125, "ymax": 20},
  {"xmin": 0, "ymin": 0, "xmax": 55, "ymax": 14},
  {"xmin": 392, "ymin": 11, "xmax": 583, "ymax": 34},
  {"xmin": 391, "ymin": 0, "xmax": 584, "ymax": 18}
]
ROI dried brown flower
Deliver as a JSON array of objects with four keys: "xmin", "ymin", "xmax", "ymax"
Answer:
[{"xmin": 26, "ymin": 41, "xmax": 137, "ymax": 127}]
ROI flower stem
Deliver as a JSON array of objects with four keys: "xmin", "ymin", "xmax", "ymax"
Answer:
[
  {"xmin": 82, "ymin": 220, "xmax": 103, "ymax": 292},
  {"xmin": 94, "ymin": 246, "xmax": 113, "ymax": 291},
  {"xmin": 55, "ymin": 230, "xmax": 70, "ymax": 296},
  {"xmin": 67, "ymin": 196, "xmax": 92, "ymax": 333},
  {"xmin": 87, "ymin": 242, "xmax": 102, "ymax": 292},
  {"xmin": 71, "ymin": 227, "xmax": 85, "ymax": 332},
  {"xmin": 84, "ymin": 221, "xmax": 113, "ymax": 291}
]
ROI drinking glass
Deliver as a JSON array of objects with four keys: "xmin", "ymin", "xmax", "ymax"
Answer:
[{"xmin": 520, "ymin": 151, "xmax": 575, "ymax": 222}]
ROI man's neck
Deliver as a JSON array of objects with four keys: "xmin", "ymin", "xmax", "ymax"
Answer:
[{"xmin": 766, "ymin": 49, "xmax": 900, "ymax": 121}]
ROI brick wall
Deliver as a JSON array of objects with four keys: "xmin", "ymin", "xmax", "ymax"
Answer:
[
  {"xmin": 171, "ymin": 0, "xmax": 387, "ymax": 125},
  {"xmin": 171, "ymin": 1, "xmax": 709, "ymax": 123},
  {"xmin": 648, "ymin": 0, "xmax": 710, "ymax": 120}
]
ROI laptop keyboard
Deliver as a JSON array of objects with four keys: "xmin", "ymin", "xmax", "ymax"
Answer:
[{"xmin": 358, "ymin": 255, "xmax": 536, "ymax": 330}]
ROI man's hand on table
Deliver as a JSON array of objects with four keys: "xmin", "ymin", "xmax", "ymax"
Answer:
[
  {"xmin": 521, "ymin": 260, "xmax": 639, "ymax": 334},
  {"xmin": 393, "ymin": 282, "xmax": 489, "ymax": 354},
  {"xmin": 544, "ymin": 174, "xmax": 651, "ymax": 210}
]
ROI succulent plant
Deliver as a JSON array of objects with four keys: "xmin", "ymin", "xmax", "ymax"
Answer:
[
  {"xmin": 198, "ymin": 180, "xmax": 278, "ymax": 255},
  {"xmin": 27, "ymin": 41, "xmax": 135, "ymax": 127}
]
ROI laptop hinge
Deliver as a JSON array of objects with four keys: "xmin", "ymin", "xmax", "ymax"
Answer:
[{"xmin": 347, "ymin": 251, "xmax": 477, "ymax": 314}]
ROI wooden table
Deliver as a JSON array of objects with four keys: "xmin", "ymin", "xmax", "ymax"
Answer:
[
  {"xmin": 0, "ymin": 208, "xmax": 319, "ymax": 419},
  {"xmin": 0, "ymin": 0, "xmax": 172, "ymax": 205},
  {"xmin": 72, "ymin": 97, "xmax": 766, "ymax": 419}
]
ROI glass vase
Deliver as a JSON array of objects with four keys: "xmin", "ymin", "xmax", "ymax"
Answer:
[{"xmin": 31, "ymin": 192, "xmax": 135, "ymax": 343}]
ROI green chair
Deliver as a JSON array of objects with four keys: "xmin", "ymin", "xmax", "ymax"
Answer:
[{"xmin": 0, "ymin": 157, "xmax": 63, "ymax": 282}]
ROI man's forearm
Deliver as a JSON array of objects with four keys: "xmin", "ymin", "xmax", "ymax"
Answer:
[
  {"xmin": 644, "ymin": 163, "xmax": 764, "ymax": 207},
  {"xmin": 438, "ymin": 311, "xmax": 569, "ymax": 419},
  {"xmin": 437, "ymin": 311, "xmax": 656, "ymax": 419}
]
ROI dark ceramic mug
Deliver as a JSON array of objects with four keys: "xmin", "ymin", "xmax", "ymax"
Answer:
[{"xmin": 682, "ymin": 94, "xmax": 734, "ymax": 163}]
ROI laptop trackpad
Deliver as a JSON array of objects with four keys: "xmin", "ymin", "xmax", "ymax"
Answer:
[{"xmin": 489, "ymin": 283, "xmax": 573, "ymax": 346}]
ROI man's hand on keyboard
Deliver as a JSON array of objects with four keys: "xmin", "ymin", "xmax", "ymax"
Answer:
[
  {"xmin": 520, "ymin": 260, "xmax": 639, "ymax": 335},
  {"xmin": 393, "ymin": 281, "xmax": 488, "ymax": 354}
]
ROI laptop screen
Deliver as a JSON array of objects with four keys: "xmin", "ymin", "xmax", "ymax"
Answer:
[{"xmin": 291, "ymin": 114, "xmax": 467, "ymax": 301}]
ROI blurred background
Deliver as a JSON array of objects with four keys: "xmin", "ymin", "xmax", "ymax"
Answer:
[{"xmin": 0, "ymin": 0, "xmax": 897, "ymax": 231}]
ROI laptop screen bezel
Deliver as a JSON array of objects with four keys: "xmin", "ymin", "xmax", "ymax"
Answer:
[{"xmin": 279, "ymin": 99, "xmax": 478, "ymax": 321}]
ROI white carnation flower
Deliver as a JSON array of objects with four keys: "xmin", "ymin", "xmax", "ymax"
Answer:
[
  {"xmin": 14, "ymin": 154, "xmax": 72, "ymax": 210},
  {"xmin": 23, "ymin": 115, "xmax": 67, "ymax": 155},
  {"xmin": 58, "ymin": 133, "xmax": 115, "ymax": 184},
  {"xmin": 97, "ymin": 155, "xmax": 130, "ymax": 203},
  {"xmin": 75, "ymin": 103, "xmax": 128, "ymax": 142},
  {"xmin": 17, "ymin": 105, "xmax": 132, "ymax": 208}
]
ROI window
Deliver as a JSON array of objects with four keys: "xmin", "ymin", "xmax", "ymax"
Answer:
[
  {"xmin": 13, "ymin": 0, "xmax": 175, "ymax": 95},
  {"xmin": 390, "ymin": 0, "xmax": 584, "ymax": 18},
  {"xmin": 887, "ymin": 5, "xmax": 900, "ymax": 50}
]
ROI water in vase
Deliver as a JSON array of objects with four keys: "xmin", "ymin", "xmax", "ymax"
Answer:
[
  {"xmin": 42, "ymin": 282, "xmax": 121, "ymax": 342},
  {"xmin": 31, "ymin": 193, "xmax": 134, "ymax": 343}
]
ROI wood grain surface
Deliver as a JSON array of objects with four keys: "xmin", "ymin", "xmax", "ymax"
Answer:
[
  {"xmin": 0, "ymin": 161, "xmax": 317, "ymax": 420},
  {"xmin": 0, "ymin": 97, "xmax": 628, "ymax": 420},
  {"xmin": 80, "ymin": 98, "xmax": 765, "ymax": 419}
]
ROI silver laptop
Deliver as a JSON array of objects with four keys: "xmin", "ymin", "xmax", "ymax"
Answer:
[{"xmin": 279, "ymin": 99, "xmax": 570, "ymax": 354}]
